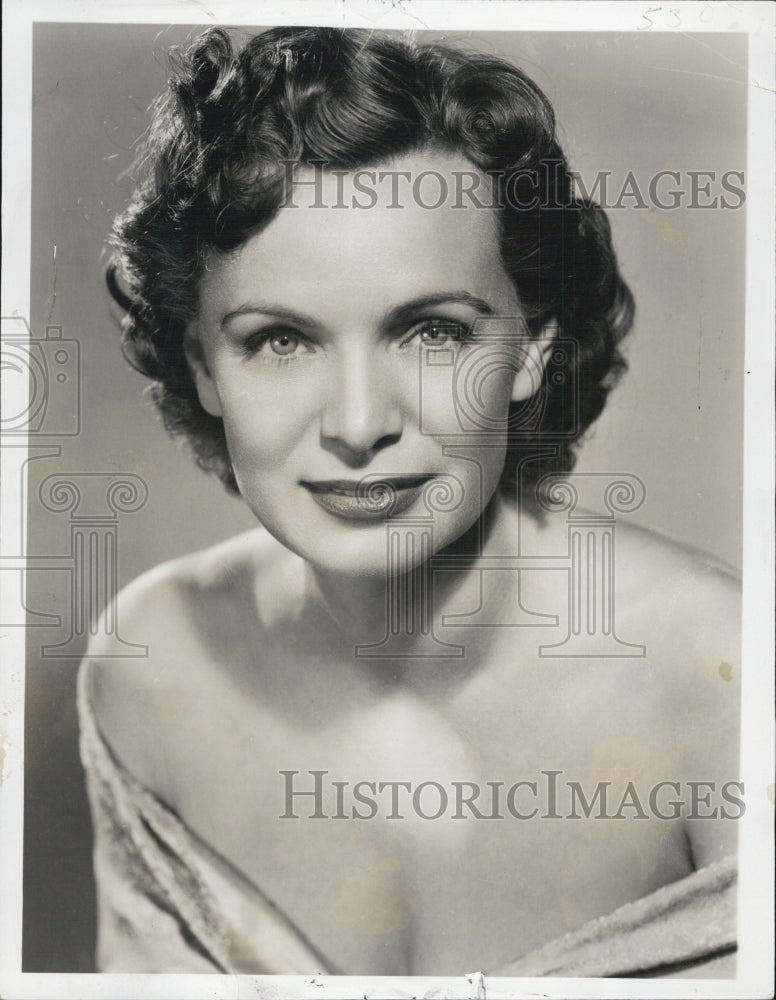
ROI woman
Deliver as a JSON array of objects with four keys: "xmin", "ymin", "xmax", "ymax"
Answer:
[{"xmin": 79, "ymin": 26, "xmax": 740, "ymax": 977}]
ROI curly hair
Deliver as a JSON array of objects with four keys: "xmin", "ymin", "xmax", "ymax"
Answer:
[{"xmin": 109, "ymin": 26, "xmax": 634, "ymax": 504}]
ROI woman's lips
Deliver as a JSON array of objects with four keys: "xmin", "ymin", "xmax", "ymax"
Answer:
[{"xmin": 301, "ymin": 475, "xmax": 433, "ymax": 520}]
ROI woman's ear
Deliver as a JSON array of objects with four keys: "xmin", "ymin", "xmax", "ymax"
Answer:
[
  {"xmin": 511, "ymin": 321, "xmax": 558, "ymax": 402},
  {"xmin": 183, "ymin": 325, "xmax": 223, "ymax": 418}
]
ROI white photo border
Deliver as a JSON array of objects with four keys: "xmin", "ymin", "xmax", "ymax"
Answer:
[{"xmin": 2, "ymin": 1, "xmax": 773, "ymax": 998}]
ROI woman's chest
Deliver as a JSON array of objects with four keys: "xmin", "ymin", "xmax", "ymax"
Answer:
[{"xmin": 167, "ymin": 660, "xmax": 690, "ymax": 975}]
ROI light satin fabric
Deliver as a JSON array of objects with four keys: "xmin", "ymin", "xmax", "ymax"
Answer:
[{"xmin": 78, "ymin": 661, "xmax": 736, "ymax": 977}]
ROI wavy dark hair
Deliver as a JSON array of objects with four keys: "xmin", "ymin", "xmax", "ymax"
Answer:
[{"xmin": 108, "ymin": 26, "xmax": 634, "ymax": 504}]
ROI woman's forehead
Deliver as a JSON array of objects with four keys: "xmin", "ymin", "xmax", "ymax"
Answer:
[{"xmin": 200, "ymin": 152, "xmax": 512, "ymax": 318}]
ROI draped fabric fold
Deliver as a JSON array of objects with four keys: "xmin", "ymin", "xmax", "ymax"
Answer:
[{"xmin": 494, "ymin": 854, "xmax": 736, "ymax": 977}]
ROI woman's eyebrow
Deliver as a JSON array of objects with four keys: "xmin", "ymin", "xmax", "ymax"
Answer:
[
  {"xmin": 383, "ymin": 291, "xmax": 496, "ymax": 330},
  {"xmin": 221, "ymin": 291, "xmax": 496, "ymax": 331},
  {"xmin": 221, "ymin": 303, "xmax": 322, "ymax": 329}
]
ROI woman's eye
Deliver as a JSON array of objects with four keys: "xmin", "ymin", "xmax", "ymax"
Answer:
[
  {"xmin": 267, "ymin": 331, "xmax": 301, "ymax": 356},
  {"xmin": 243, "ymin": 328, "xmax": 311, "ymax": 361},
  {"xmin": 415, "ymin": 320, "xmax": 469, "ymax": 346}
]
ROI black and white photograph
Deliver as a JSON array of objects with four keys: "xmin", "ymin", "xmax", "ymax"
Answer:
[{"xmin": 1, "ymin": 2, "xmax": 774, "ymax": 998}]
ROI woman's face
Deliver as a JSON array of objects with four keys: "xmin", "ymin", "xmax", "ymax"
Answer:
[{"xmin": 187, "ymin": 152, "xmax": 549, "ymax": 577}]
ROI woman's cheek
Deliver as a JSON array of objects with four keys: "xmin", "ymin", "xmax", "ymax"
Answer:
[
  {"xmin": 419, "ymin": 365, "xmax": 513, "ymax": 440},
  {"xmin": 219, "ymin": 375, "xmax": 319, "ymax": 466}
]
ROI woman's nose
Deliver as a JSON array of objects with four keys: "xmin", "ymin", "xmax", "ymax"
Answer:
[{"xmin": 320, "ymin": 351, "xmax": 403, "ymax": 463}]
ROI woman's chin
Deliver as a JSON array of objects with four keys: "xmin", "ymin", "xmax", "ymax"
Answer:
[{"xmin": 288, "ymin": 527, "xmax": 467, "ymax": 581}]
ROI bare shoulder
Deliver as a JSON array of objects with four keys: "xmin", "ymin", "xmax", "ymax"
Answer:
[
  {"xmin": 612, "ymin": 521, "xmax": 741, "ymax": 861},
  {"xmin": 83, "ymin": 527, "xmax": 287, "ymax": 798},
  {"xmin": 526, "ymin": 508, "xmax": 740, "ymax": 746},
  {"xmin": 614, "ymin": 520, "xmax": 741, "ymax": 677}
]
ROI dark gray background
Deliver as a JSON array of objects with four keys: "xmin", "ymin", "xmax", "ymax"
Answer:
[{"xmin": 24, "ymin": 23, "xmax": 746, "ymax": 971}]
